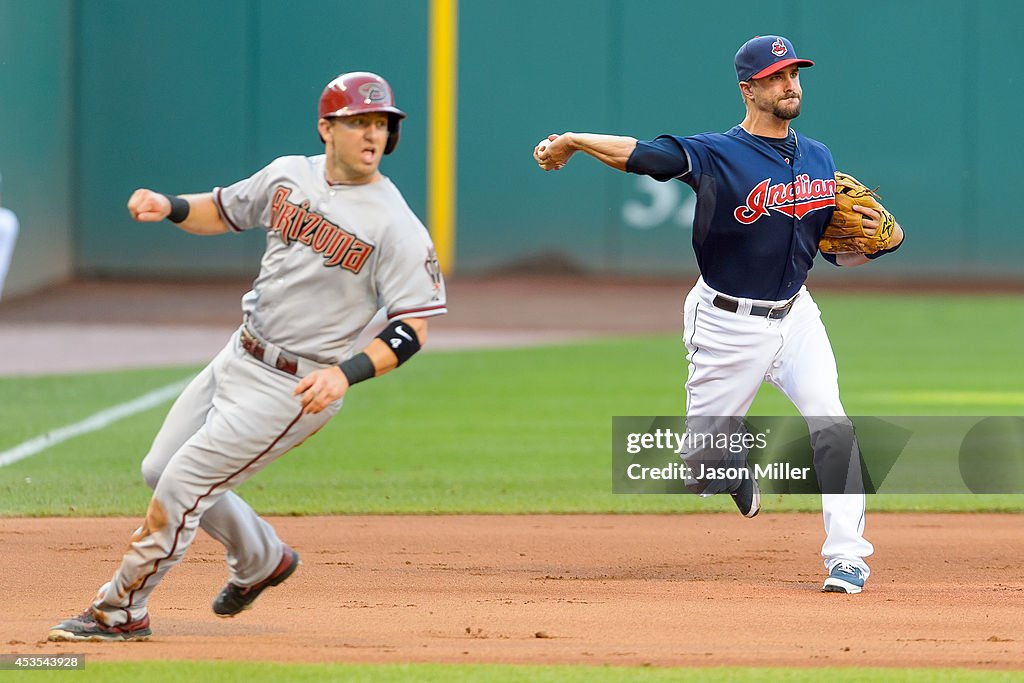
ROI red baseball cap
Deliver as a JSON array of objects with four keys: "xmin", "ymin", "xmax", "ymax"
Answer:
[{"xmin": 734, "ymin": 35, "xmax": 814, "ymax": 82}]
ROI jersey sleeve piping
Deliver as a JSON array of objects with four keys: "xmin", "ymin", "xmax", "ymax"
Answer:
[
  {"xmin": 387, "ymin": 304, "xmax": 448, "ymax": 321},
  {"xmin": 213, "ymin": 187, "xmax": 244, "ymax": 233},
  {"xmin": 678, "ymin": 146, "xmax": 694, "ymax": 180}
]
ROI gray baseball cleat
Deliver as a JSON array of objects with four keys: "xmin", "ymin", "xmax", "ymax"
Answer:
[
  {"xmin": 48, "ymin": 609, "xmax": 152, "ymax": 642},
  {"xmin": 213, "ymin": 545, "xmax": 301, "ymax": 617}
]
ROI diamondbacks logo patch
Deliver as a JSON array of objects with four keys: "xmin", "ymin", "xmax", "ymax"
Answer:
[
  {"xmin": 734, "ymin": 174, "xmax": 836, "ymax": 224},
  {"xmin": 424, "ymin": 246, "xmax": 442, "ymax": 301}
]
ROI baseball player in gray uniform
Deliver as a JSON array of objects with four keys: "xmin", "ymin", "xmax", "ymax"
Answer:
[{"xmin": 49, "ymin": 71, "xmax": 446, "ymax": 641}]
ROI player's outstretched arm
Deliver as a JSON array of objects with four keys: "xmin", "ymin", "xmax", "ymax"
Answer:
[
  {"xmin": 534, "ymin": 133, "xmax": 638, "ymax": 172},
  {"xmin": 293, "ymin": 318, "xmax": 429, "ymax": 415},
  {"xmin": 127, "ymin": 189, "xmax": 229, "ymax": 235}
]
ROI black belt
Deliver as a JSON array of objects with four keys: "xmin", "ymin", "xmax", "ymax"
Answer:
[
  {"xmin": 240, "ymin": 327, "xmax": 299, "ymax": 375},
  {"xmin": 712, "ymin": 294, "xmax": 798, "ymax": 320}
]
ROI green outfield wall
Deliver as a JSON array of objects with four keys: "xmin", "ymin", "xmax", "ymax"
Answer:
[{"xmin": 0, "ymin": 0, "xmax": 1020, "ymax": 296}]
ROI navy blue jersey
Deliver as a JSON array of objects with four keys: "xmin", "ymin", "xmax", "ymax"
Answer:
[{"xmin": 627, "ymin": 125, "xmax": 838, "ymax": 300}]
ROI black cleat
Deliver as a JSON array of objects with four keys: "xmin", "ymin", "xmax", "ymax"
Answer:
[
  {"xmin": 213, "ymin": 545, "xmax": 300, "ymax": 617},
  {"xmin": 730, "ymin": 476, "xmax": 760, "ymax": 518}
]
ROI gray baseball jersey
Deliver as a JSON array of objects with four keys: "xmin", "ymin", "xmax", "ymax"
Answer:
[{"xmin": 215, "ymin": 154, "xmax": 447, "ymax": 363}]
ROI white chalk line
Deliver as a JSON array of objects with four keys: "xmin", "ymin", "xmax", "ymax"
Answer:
[{"xmin": 0, "ymin": 378, "xmax": 191, "ymax": 468}]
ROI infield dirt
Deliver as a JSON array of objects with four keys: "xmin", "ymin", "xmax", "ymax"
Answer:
[{"xmin": 2, "ymin": 514, "xmax": 1022, "ymax": 669}]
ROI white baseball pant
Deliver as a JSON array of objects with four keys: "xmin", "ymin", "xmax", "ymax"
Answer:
[{"xmin": 682, "ymin": 277, "xmax": 873, "ymax": 575}]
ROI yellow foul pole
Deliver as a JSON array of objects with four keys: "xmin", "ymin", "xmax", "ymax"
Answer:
[{"xmin": 429, "ymin": 0, "xmax": 457, "ymax": 276}]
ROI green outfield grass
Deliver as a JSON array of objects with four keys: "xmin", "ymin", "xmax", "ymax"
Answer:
[
  {"xmin": 1, "ymin": 293, "xmax": 1023, "ymax": 516},
  {"xmin": 14, "ymin": 661, "xmax": 1024, "ymax": 682}
]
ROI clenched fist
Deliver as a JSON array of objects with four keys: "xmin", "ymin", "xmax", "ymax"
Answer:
[{"xmin": 127, "ymin": 189, "xmax": 171, "ymax": 222}]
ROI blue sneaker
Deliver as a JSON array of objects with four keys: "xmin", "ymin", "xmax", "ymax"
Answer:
[{"xmin": 822, "ymin": 561, "xmax": 866, "ymax": 594}]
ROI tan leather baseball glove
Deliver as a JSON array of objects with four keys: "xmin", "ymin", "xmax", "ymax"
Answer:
[{"xmin": 819, "ymin": 171, "xmax": 898, "ymax": 255}]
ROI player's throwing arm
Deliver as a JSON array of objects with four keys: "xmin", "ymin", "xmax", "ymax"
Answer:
[{"xmin": 534, "ymin": 133, "xmax": 637, "ymax": 172}]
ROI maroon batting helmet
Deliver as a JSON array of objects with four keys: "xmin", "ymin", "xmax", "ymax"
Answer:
[{"xmin": 318, "ymin": 72, "xmax": 406, "ymax": 154}]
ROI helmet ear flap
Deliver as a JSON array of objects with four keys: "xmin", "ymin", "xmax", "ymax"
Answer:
[{"xmin": 384, "ymin": 115, "xmax": 401, "ymax": 155}]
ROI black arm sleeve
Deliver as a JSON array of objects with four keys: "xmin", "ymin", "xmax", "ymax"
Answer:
[
  {"xmin": 865, "ymin": 234, "xmax": 905, "ymax": 260},
  {"xmin": 625, "ymin": 136, "xmax": 691, "ymax": 182},
  {"xmin": 820, "ymin": 235, "xmax": 905, "ymax": 267}
]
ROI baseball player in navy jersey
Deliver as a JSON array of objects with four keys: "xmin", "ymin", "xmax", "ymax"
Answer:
[
  {"xmin": 49, "ymin": 72, "xmax": 446, "ymax": 641},
  {"xmin": 535, "ymin": 36, "xmax": 903, "ymax": 594}
]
